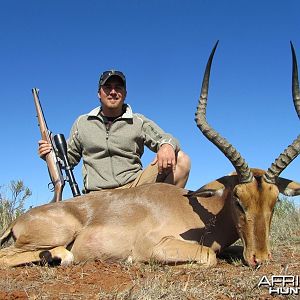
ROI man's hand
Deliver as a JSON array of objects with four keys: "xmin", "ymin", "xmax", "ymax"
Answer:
[
  {"xmin": 38, "ymin": 140, "xmax": 52, "ymax": 160},
  {"xmin": 151, "ymin": 144, "xmax": 176, "ymax": 174}
]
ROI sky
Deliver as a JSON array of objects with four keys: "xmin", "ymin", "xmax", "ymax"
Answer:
[{"xmin": 0, "ymin": 0, "xmax": 300, "ymax": 208}]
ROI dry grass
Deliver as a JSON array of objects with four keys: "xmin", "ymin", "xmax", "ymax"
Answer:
[{"xmin": 95, "ymin": 252, "xmax": 300, "ymax": 300}]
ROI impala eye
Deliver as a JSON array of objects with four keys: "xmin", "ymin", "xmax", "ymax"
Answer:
[{"xmin": 234, "ymin": 198, "xmax": 245, "ymax": 213}]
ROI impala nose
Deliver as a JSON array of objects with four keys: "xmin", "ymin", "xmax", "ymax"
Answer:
[
  {"xmin": 248, "ymin": 255, "xmax": 261, "ymax": 268},
  {"xmin": 248, "ymin": 252, "xmax": 272, "ymax": 268}
]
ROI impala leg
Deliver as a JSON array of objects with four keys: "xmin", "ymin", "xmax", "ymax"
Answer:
[
  {"xmin": 0, "ymin": 246, "xmax": 43, "ymax": 267},
  {"xmin": 151, "ymin": 237, "xmax": 217, "ymax": 267},
  {"xmin": 0, "ymin": 246, "xmax": 74, "ymax": 267},
  {"xmin": 0, "ymin": 246, "xmax": 36, "ymax": 266}
]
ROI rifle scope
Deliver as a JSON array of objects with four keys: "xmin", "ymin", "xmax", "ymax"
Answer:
[{"xmin": 53, "ymin": 134, "xmax": 81, "ymax": 197}]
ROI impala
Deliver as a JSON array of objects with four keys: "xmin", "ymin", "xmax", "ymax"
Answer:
[{"xmin": 1, "ymin": 42, "xmax": 299, "ymax": 268}]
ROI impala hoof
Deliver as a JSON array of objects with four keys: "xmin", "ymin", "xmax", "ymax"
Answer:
[
  {"xmin": 40, "ymin": 246, "xmax": 74, "ymax": 266},
  {"xmin": 198, "ymin": 247, "xmax": 217, "ymax": 267},
  {"xmin": 206, "ymin": 248, "xmax": 217, "ymax": 267}
]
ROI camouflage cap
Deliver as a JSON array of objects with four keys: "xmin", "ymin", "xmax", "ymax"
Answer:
[{"xmin": 98, "ymin": 70, "xmax": 126, "ymax": 90}]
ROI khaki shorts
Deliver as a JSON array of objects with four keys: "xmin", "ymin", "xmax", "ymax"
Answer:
[{"xmin": 116, "ymin": 162, "xmax": 171, "ymax": 189}]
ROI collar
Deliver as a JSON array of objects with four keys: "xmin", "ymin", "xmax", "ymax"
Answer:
[{"xmin": 87, "ymin": 104, "xmax": 133, "ymax": 119}]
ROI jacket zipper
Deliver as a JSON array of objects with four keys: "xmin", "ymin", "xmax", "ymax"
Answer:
[{"xmin": 105, "ymin": 122, "xmax": 121, "ymax": 186}]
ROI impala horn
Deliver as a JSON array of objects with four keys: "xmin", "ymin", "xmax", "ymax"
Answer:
[
  {"xmin": 264, "ymin": 42, "xmax": 300, "ymax": 183},
  {"xmin": 291, "ymin": 42, "xmax": 300, "ymax": 119},
  {"xmin": 195, "ymin": 41, "xmax": 253, "ymax": 184}
]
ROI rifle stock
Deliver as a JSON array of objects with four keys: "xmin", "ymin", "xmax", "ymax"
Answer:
[{"xmin": 32, "ymin": 88, "xmax": 64, "ymax": 202}]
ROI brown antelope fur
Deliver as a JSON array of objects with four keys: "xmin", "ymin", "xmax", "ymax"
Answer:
[{"xmin": 1, "ymin": 42, "xmax": 300, "ymax": 268}]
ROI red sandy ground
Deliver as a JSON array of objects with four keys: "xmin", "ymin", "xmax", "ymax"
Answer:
[{"xmin": 0, "ymin": 244, "xmax": 299, "ymax": 300}]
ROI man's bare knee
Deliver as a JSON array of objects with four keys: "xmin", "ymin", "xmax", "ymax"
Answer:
[
  {"xmin": 174, "ymin": 151, "xmax": 191, "ymax": 188},
  {"xmin": 176, "ymin": 151, "xmax": 191, "ymax": 174}
]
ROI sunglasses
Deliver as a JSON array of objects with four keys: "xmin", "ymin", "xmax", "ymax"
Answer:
[{"xmin": 100, "ymin": 70, "xmax": 126, "ymax": 85}]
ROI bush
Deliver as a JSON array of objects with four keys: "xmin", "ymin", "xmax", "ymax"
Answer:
[
  {"xmin": 270, "ymin": 195, "xmax": 300, "ymax": 246},
  {"xmin": 0, "ymin": 180, "xmax": 32, "ymax": 231}
]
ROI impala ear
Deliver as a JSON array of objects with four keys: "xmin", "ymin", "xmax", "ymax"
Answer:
[
  {"xmin": 277, "ymin": 177, "xmax": 300, "ymax": 196},
  {"xmin": 188, "ymin": 188, "xmax": 225, "ymax": 198},
  {"xmin": 187, "ymin": 180, "xmax": 227, "ymax": 198}
]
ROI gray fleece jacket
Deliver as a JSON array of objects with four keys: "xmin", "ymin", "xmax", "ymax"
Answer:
[{"xmin": 67, "ymin": 104, "xmax": 180, "ymax": 192}]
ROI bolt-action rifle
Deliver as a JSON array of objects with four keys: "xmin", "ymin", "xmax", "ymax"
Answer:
[{"xmin": 32, "ymin": 88, "xmax": 81, "ymax": 202}]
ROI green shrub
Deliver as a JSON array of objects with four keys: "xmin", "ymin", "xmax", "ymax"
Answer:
[{"xmin": 0, "ymin": 180, "xmax": 31, "ymax": 231}]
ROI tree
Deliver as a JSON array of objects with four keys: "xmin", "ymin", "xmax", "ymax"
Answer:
[{"xmin": 0, "ymin": 180, "xmax": 32, "ymax": 231}]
